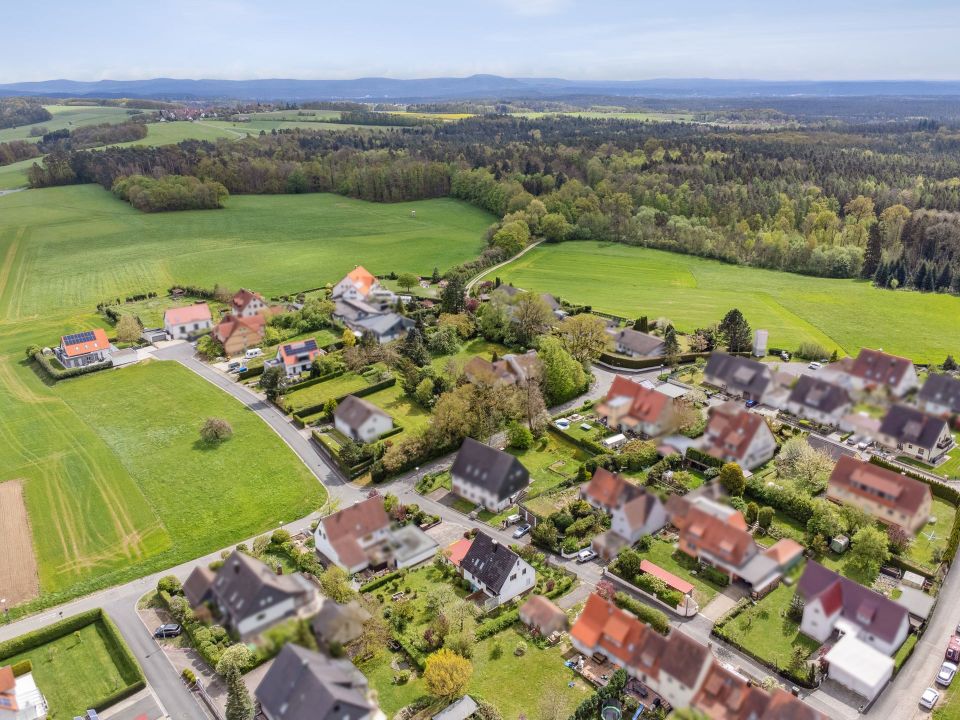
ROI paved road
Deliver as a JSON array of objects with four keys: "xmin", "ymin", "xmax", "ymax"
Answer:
[{"xmin": 464, "ymin": 239, "xmax": 545, "ymax": 293}]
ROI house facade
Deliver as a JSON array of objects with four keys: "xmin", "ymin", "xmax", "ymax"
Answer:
[
  {"xmin": 334, "ymin": 395, "xmax": 393, "ymax": 443},
  {"xmin": 464, "ymin": 351, "xmax": 540, "ymax": 386},
  {"xmin": 827, "ymin": 456, "xmax": 932, "ymax": 534},
  {"xmin": 163, "ymin": 303, "xmax": 213, "ymax": 340},
  {"xmin": 519, "ymin": 595, "xmax": 568, "ymax": 636},
  {"xmin": 703, "ymin": 352, "xmax": 772, "ymax": 402},
  {"xmin": 877, "ymin": 404, "xmax": 953, "ymax": 462},
  {"xmin": 786, "ymin": 375, "xmax": 852, "ymax": 426},
  {"xmin": 450, "ymin": 437, "xmax": 530, "ymax": 512},
  {"xmin": 55, "ymin": 328, "xmax": 111, "ymax": 369},
  {"xmin": 230, "ymin": 288, "xmax": 269, "ymax": 318},
  {"xmin": 459, "ymin": 532, "xmax": 535, "ymax": 606},
  {"xmin": 182, "ymin": 551, "xmax": 321, "ymax": 640},
  {"xmin": 846, "ymin": 348, "xmax": 918, "ymax": 397},
  {"xmin": 213, "ymin": 314, "xmax": 265, "ymax": 357},
  {"xmin": 582, "ymin": 468, "xmax": 667, "ymax": 559},
  {"xmin": 274, "ymin": 338, "xmax": 321, "ymax": 377},
  {"xmin": 700, "ymin": 402, "xmax": 777, "ymax": 470},
  {"xmin": 918, "ymin": 373, "xmax": 960, "ymax": 417},
  {"xmin": 595, "ymin": 375, "xmax": 676, "ymax": 437},
  {"xmin": 0, "ymin": 665, "xmax": 47, "ymax": 720}
]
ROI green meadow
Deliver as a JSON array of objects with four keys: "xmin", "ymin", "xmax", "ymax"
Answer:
[
  {"xmin": 0, "ymin": 105, "xmax": 135, "ymax": 144},
  {"xmin": 496, "ymin": 241, "xmax": 960, "ymax": 363}
]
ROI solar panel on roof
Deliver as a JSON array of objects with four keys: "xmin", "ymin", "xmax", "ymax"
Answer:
[{"xmin": 63, "ymin": 330, "xmax": 96, "ymax": 345}]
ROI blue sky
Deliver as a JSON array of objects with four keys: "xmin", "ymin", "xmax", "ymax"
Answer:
[{"xmin": 3, "ymin": 0, "xmax": 959, "ymax": 83}]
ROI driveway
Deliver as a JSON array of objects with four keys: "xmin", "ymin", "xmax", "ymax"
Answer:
[{"xmin": 698, "ymin": 586, "xmax": 745, "ymax": 622}]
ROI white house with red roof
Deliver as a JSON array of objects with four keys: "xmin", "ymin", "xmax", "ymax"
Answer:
[
  {"xmin": 596, "ymin": 375, "xmax": 678, "ymax": 437},
  {"xmin": 332, "ymin": 266, "xmax": 396, "ymax": 308},
  {"xmin": 55, "ymin": 328, "xmax": 112, "ymax": 369},
  {"xmin": 700, "ymin": 402, "xmax": 777, "ymax": 470},
  {"xmin": 845, "ymin": 348, "xmax": 918, "ymax": 397},
  {"xmin": 163, "ymin": 303, "xmax": 213, "ymax": 340},
  {"xmin": 230, "ymin": 288, "xmax": 269, "ymax": 318},
  {"xmin": 274, "ymin": 338, "xmax": 321, "ymax": 377}
]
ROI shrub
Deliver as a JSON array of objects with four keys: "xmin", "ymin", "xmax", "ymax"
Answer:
[
  {"xmin": 507, "ymin": 422, "xmax": 534, "ymax": 450},
  {"xmin": 612, "ymin": 592, "xmax": 669, "ymax": 634},
  {"xmin": 199, "ymin": 417, "xmax": 233, "ymax": 443},
  {"xmin": 157, "ymin": 575, "xmax": 182, "ymax": 595}
]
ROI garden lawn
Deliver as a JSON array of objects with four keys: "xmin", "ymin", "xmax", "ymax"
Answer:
[
  {"xmin": 508, "ymin": 433, "xmax": 590, "ymax": 499},
  {"xmin": 2, "ymin": 621, "xmax": 132, "ymax": 719},
  {"xmin": 635, "ymin": 538, "xmax": 725, "ymax": 606},
  {"xmin": 496, "ymin": 241, "xmax": 960, "ymax": 363},
  {"xmin": 284, "ymin": 373, "xmax": 375, "ymax": 413},
  {"xmin": 717, "ymin": 577, "xmax": 819, "ymax": 676},
  {"xmin": 899, "ymin": 434, "xmax": 960, "ymax": 481},
  {"xmin": 363, "ymin": 383, "xmax": 432, "ymax": 433},
  {"xmin": 907, "ymin": 497, "xmax": 955, "ymax": 570},
  {"xmin": 359, "ymin": 628, "xmax": 591, "ymax": 719},
  {"xmin": 429, "ymin": 338, "xmax": 508, "ymax": 374},
  {"xmin": 816, "ymin": 550, "xmax": 877, "ymax": 586},
  {"xmin": 934, "ymin": 686, "xmax": 960, "ymax": 719},
  {"xmin": 754, "ymin": 508, "xmax": 807, "ymax": 548}
]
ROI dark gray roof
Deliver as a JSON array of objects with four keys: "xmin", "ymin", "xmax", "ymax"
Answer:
[
  {"xmin": 540, "ymin": 293, "xmax": 561, "ymax": 311},
  {"xmin": 256, "ymin": 644, "xmax": 373, "ymax": 720},
  {"xmin": 493, "ymin": 284, "xmax": 523, "ymax": 298},
  {"xmin": 615, "ymin": 329, "xmax": 665, "ymax": 357},
  {"xmin": 209, "ymin": 551, "xmax": 314, "ymax": 625},
  {"xmin": 704, "ymin": 352, "xmax": 772, "ymax": 398},
  {"xmin": 880, "ymin": 404, "xmax": 949, "ymax": 451},
  {"xmin": 919, "ymin": 373, "xmax": 960, "ymax": 414},
  {"xmin": 460, "ymin": 531, "xmax": 522, "ymax": 594},
  {"xmin": 797, "ymin": 561, "xmax": 908, "ymax": 644},
  {"xmin": 183, "ymin": 566, "xmax": 215, "ymax": 606},
  {"xmin": 451, "ymin": 437, "xmax": 530, "ymax": 501},
  {"xmin": 353, "ymin": 312, "xmax": 414, "ymax": 337},
  {"xmin": 311, "ymin": 600, "xmax": 371, "ymax": 645},
  {"xmin": 334, "ymin": 395, "xmax": 390, "ymax": 432},
  {"xmin": 788, "ymin": 375, "xmax": 851, "ymax": 413}
]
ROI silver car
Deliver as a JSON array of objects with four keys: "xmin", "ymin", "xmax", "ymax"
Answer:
[
  {"xmin": 937, "ymin": 662, "xmax": 958, "ymax": 686},
  {"xmin": 920, "ymin": 687, "xmax": 940, "ymax": 709}
]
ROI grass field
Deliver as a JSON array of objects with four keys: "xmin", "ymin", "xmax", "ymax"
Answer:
[
  {"xmin": 0, "ymin": 105, "xmax": 136, "ymax": 144},
  {"xmin": 0, "ymin": 159, "xmax": 33, "ymax": 189},
  {"xmin": 496, "ymin": 241, "xmax": 960, "ymax": 363},
  {"xmin": 0, "ymin": 185, "xmax": 491, "ymax": 319}
]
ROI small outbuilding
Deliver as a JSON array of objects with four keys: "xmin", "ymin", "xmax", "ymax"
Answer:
[
  {"xmin": 519, "ymin": 595, "xmax": 568, "ymax": 636},
  {"xmin": 823, "ymin": 633, "xmax": 893, "ymax": 702},
  {"xmin": 830, "ymin": 535, "xmax": 850, "ymax": 554}
]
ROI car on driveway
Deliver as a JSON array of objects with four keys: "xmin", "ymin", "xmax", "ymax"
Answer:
[
  {"xmin": 745, "ymin": 399, "xmax": 758, "ymax": 408},
  {"xmin": 512, "ymin": 523, "xmax": 532, "ymax": 538},
  {"xmin": 938, "ymin": 662, "xmax": 958, "ymax": 686},
  {"xmin": 577, "ymin": 548, "xmax": 598, "ymax": 563},
  {"xmin": 153, "ymin": 623, "xmax": 182, "ymax": 638},
  {"xmin": 920, "ymin": 687, "xmax": 940, "ymax": 709},
  {"xmin": 808, "ymin": 361, "xmax": 823, "ymax": 370}
]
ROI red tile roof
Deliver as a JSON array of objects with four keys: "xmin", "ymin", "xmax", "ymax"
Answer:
[
  {"xmin": 60, "ymin": 327, "xmax": 109, "ymax": 357},
  {"xmin": 828, "ymin": 455, "xmax": 931, "ymax": 516},
  {"xmin": 704, "ymin": 402, "xmax": 768, "ymax": 463},
  {"xmin": 323, "ymin": 496, "xmax": 390, "ymax": 542},
  {"xmin": 213, "ymin": 313, "xmax": 266, "ymax": 344},
  {"xmin": 640, "ymin": 559, "xmax": 694, "ymax": 595},
  {"xmin": 346, "ymin": 266, "xmax": 377, "ymax": 295},
  {"xmin": 583, "ymin": 468, "xmax": 634, "ymax": 507},
  {"xmin": 763, "ymin": 538, "xmax": 804, "ymax": 567},
  {"xmin": 164, "ymin": 303, "xmax": 211, "ymax": 326},
  {"xmin": 446, "ymin": 538, "xmax": 473, "ymax": 567},
  {"xmin": 598, "ymin": 375, "xmax": 672, "ymax": 425},
  {"xmin": 849, "ymin": 348, "xmax": 913, "ymax": 387},
  {"xmin": 231, "ymin": 288, "xmax": 265, "ymax": 313},
  {"xmin": 671, "ymin": 502, "xmax": 755, "ymax": 567}
]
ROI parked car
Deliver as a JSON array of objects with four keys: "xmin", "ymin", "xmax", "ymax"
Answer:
[
  {"xmin": 920, "ymin": 687, "xmax": 940, "ymax": 709},
  {"xmin": 808, "ymin": 361, "xmax": 823, "ymax": 370},
  {"xmin": 745, "ymin": 399, "xmax": 758, "ymax": 408},
  {"xmin": 512, "ymin": 523, "xmax": 532, "ymax": 539},
  {"xmin": 937, "ymin": 662, "xmax": 957, "ymax": 686},
  {"xmin": 577, "ymin": 548, "xmax": 598, "ymax": 563},
  {"xmin": 227, "ymin": 361, "xmax": 241, "ymax": 371},
  {"xmin": 946, "ymin": 635, "xmax": 960, "ymax": 662},
  {"xmin": 154, "ymin": 623, "xmax": 182, "ymax": 638}
]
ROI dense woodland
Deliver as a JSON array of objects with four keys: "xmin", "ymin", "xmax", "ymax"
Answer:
[
  {"xmin": 0, "ymin": 120, "xmax": 147, "ymax": 167},
  {"xmin": 23, "ymin": 112, "xmax": 960, "ymax": 294},
  {"xmin": 0, "ymin": 98, "xmax": 51, "ymax": 129}
]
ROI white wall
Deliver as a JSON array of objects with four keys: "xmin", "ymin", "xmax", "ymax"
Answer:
[
  {"xmin": 452, "ymin": 475, "xmax": 513, "ymax": 512},
  {"xmin": 234, "ymin": 596, "xmax": 296, "ymax": 639}
]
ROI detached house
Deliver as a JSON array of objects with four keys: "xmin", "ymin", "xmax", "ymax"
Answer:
[
  {"xmin": 332, "ymin": 266, "xmax": 396, "ymax": 309},
  {"xmin": 313, "ymin": 496, "xmax": 437, "ymax": 573},
  {"xmin": 519, "ymin": 595, "xmax": 568, "ymax": 636},
  {"xmin": 918, "ymin": 373, "xmax": 960, "ymax": 417},
  {"xmin": 581, "ymin": 468, "xmax": 667, "ymax": 560},
  {"xmin": 256, "ymin": 644, "xmax": 378, "ymax": 720},
  {"xmin": 182, "ymin": 551, "xmax": 321, "ymax": 640},
  {"xmin": 230, "ymin": 288, "xmax": 269, "ymax": 318},
  {"xmin": 459, "ymin": 532, "xmax": 536, "ymax": 607},
  {"xmin": 827, "ymin": 456, "xmax": 932, "ymax": 534},
  {"xmin": 878, "ymin": 404, "xmax": 953, "ymax": 462},
  {"xmin": 464, "ymin": 350, "xmax": 540, "ymax": 386},
  {"xmin": 55, "ymin": 328, "xmax": 111, "ymax": 369},
  {"xmin": 212, "ymin": 313, "xmax": 265, "ymax": 357},
  {"xmin": 334, "ymin": 395, "xmax": 393, "ymax": 444},
  {"xmin": 273, "ymin": 338, "xmax": 321, "ymax": 377},
  {"xmin": 331, "ymin": 266, "xmax": 410, "ymax": 343},
  {"xmin": 613, "ymin": 329, "xmax": 664, "ymax": 359},
  {"xmin": 700, "ymin": 402, "xmax": 777, "ymax": 470},
  {"xmin": 703, "ymin": 352, "xmax": 772, "ymax": 402},
  {"xmin": 847, "ymin": 348, "xmax": 918, "ymax": 397},
  {"xmin": 450, "ymin": 438, "xmax": 530, "ymax": 513},
  {"xmin": 786, "ymin": 376, "xmax": 851, "ymax": 426},
  {"xmin": 163, "ymin": 303, "xmax": 212, "ymax": 340},
  {"xmin": 596, "ymin": 375, "xmax": 677, "ymax": 438},
  {"xmin": 0, "ymin": 664, "xmax": 47, "ymax": 720}
]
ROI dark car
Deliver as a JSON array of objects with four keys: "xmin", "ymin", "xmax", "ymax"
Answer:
[
  {"xmin": 154, "ymin": 623, "xmax": 183, "ymax": 638},
  {"xmin": 745, "ymin": 399, "xmax": 758, "ymax": 408},
  {"xmin": 512, "ymin": 523, "xmax": 532, "ymax": 538}
]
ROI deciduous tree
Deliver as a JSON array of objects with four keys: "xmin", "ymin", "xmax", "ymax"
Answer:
[{"xmin": 424, "ymin": 648, "xmax": 473, "ymax": 701}]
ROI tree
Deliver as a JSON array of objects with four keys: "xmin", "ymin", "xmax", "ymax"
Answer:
[
  {"xmin": 200, "ymin": 417, "xmax": 233, "ymax": 443},
  {"xmin": 509, "ymin": 293, "xmax": 554, "ymax": 347},
  {"xmin": 775, "ymin": 436, "xmax": 834, "ymax": 493},
  {"xmin": 757, "ymin": 506, "xmax": 774, "ymax": 530},
  {"xmin": 718, "ymin": 462, "xmax": 746, "ymax": 496},
  {"xmin": 424, "ymin": 648, "xmax": 473, "ymax": 701},
  {"xmin": 861, "ymin": 222, "xmax": 882, "ymax": 279},
  {"xmin": 807, "ymin": 499, "xmax": 844, "ymax": 540},
  {"xmin": 538, "ymin": 336, "xmax": 588, "ymax": 405},
  {"xmin": 491, "ymin": 220, "xmax": 531, "ymax": 255},
  {"xmin": 319, "ymin": 565, "xmax": 355, "ymax": 603},
  {"xmin": 401, "ymin": 326, "xmax": 430, "ymax": 366},
  {"xmin": 397, "ymin": 272, "xmax": 419, "ymax": 293},
  {"xmin": 556, "ymin": 314, "xmax": 609, "ymax": 365},
  {"xmin": 431, "ymin": 267, "xmax": 441, "ymax": 283},
  {"xmin": 634, "ymin": 316, "xmax": 649, "ymax": 333},
  {"xmin": 507, "ymin": 421, "xmax": 533, "ymax": 449},
  {"xmin": 196, "ymin": 335, "xmax": 224, "ymax": 361},
  {"xmin": 414, "ymin": 377, "xmax": 435, "ymax": 407},
  {"xmin": 258, "ymin": 365, "xmax": 286, "ymax": 401},
  {"xmin": 848, "ymin": 525, "xmax": 890, "ymax": 578},
  {"xmin": 341, "ymin": 327, "xmax": 357, "ymax": 347},
  {"xmin": 663, "ymin": 325, "xmax": 680, "ymax": 366},
  {"xmin": 540, "ymin": 212, "xmax": 571, "ymax": 242},
  {"xmin": 440, "ymin": 274, "xmax": 466, "ymax": 314},
  {"xmin": 115, "ymin": 314, "xmax": 142, "ymax": 343},
  {"xmin": 531, "ymin": 519, "xmax": 559, "ymax": 549},
  {"xmin": 718, "ymin": 308, "xmax": 752, "ymax": 353},
  {"xmin": 354, "ymin": 596, "xmax": 391, "ymax": 660},
  {"xmin": 217, "ymin": 643, "xmax": 253, "ymax": 678},
  {"xmin": 225, "ymin": 671, "xmax": 254, "ymax": 720},
  {"xmin": 945, "ymin": 355, "xmax": 958, "ymax": 372},
  {"xmin": 744, "ymin": 502, "xmax": 759, "ymax": 525},
  {"xmin": 614, "ymin": 548, "xmax": 643, "ymax": 580}
]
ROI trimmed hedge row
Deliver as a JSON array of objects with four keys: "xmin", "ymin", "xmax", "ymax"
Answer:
[
  {"xmin": 598, "ymin": 350, "xmax": 752, "ymax": 370},
  {"xmin": 290, "ymin": 376, "xmax": 397, "ymax": 419},
  {"xmin": 31, "ymin": 352, "xmax": 112, "ymax": 382},
  {"xmin": 284, "ymin": 368, "xmax": 346, "ymax": 394},
  {"xmin": 359, "ymin": 571, "xmax": 403, "ymax": 593},
  {"xmin": 687, "ymin": 447, "xmax": 724, "ymax": 469},
  {"xmin": 612, "ymin": 592, "xmax": 670, "ymax": 634},
  {"xmin": 0, "ymin": 609, "xmax": 146, "ymax": 711},
  {"xmin": 238, "ymin": 364, "xmax": 265, "ymax": 380},
  {"xmin": 546, "ymin": 423, "xmax": 604, "ymax": 455}
]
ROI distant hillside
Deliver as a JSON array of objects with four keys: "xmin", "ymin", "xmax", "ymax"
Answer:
[{"xmin": 3, "ymin": 75, "xmax": 960, "ymax": 101}]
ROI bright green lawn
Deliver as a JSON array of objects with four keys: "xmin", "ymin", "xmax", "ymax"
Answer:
[
  {"xmin": 0, "ymin": 185, "xmax": 491, "ymax": 320},
  {"xmin": 2, "ymin": 620, "xmax": 133, "ymax": 719},
  {"xmin": 284, "ymin": 373, "xmax": 373, "ymax": 413},
  {"xmin": 635, "ymin": 538, "xmax": 725, "ymax": 606},
  {"xmin": 934, "ymin": 687, "xmax": 960, "ymax": 719},
  {"xmin": 717, "ymin": 577, "xmax": 819, "ymax": 675},
  {"xmin": 899, "ymin": 434, "xmax": 960, "ymax": 481},
  {"xmin": 508, "ymin": 433, "xmax": 590, "ymax": 499},
  {"xmin": 496, "ymin": 241, "xmax": 960, "ymax": 363},
  {"xmin": 0, "ymin": 105, "xmax": 135, "ymax": 144},
  {"xmin": 34, "ymin": 361, "xmax": 325, "ymax": 594},
  {"xmin": 359, "ymin": 628, "xmax": 591, "ymax": 719},
  {"xmin": 907, "ymin": 497, "xmax": 955, "ymax": 569},
  {"xmin": 0, "ymin": 159, "xmax": 33, "ymax": 189},
  {"xmin": 816, "ymin": 550, "xmax": 876, "ymax": 586},
  {"xmin": 429, "ymin": 337, "xmax": 508, "ymax": 374},
  {"xmin": 363, "ymin": 383, "xmax": 432, "ymax": 433}
]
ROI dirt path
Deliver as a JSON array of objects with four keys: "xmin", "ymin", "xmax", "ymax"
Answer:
[{"xmin": 0, "ymin": 480, "xmax": 40, "ymax": 605}]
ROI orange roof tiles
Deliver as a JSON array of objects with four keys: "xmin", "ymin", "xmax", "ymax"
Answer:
[
  {"xmin": 599, "ymin": 376, "xmax": 672, "ymax": 425},
  {"xmin": 640, "ymin": 559, "xmax": 694, "ymax": 595},
  {"xmin": 346, "ymin": 266, "xmax": 377, "ymax": 296},
  {"xmin": 446, "ymin": 538, "xmax": 473, "ymax": 567},
  {"xmin": 213, "ymin": 313, "xmax": 266, "ymax": 344},
  {"xmin": 60, "ymin": 327, "xmax": 109, "ymax": 358}
]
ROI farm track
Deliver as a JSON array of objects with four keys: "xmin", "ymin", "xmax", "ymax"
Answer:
[{"xmin": 0, "ymin": 480, "xmax": 40, "ymax": 605}]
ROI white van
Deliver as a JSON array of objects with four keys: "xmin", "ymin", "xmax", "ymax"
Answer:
[{"xmin": 245, "ymin": 348, "xmax": 264, "ymax": 359}]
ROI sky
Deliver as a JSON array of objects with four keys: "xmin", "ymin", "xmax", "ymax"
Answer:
[{"xmin": 3, "ymin": 0, "xmax": 960, "ymax": 83}]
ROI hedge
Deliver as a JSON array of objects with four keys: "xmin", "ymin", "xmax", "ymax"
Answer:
[
  {"xmin": 744, "ymin": 474, "xmax": 814, "ymax": 525},
  {"xmin": 598, "ymin": 350, "xmax": 752, "ymax": 370},
  {"xmin": 546, "ymin": 424, "xmax": 604, "ymax": 455},
  {"xmin": 477, "ymin": 609, "xmax": 520, "ymax": 639},
  {"xmin": 238, "ymin": 364, "xmax": 265, "ymax": 380},
  {"xmin": 31, "ymin": 351, "xmax": 112, "ymax": 382},
  {"xmin": 284, "ymin": 368, "xmax": 346, "ymax": 394},
  {"xmin": 11, "ymin": 660, "xmax": 32, "ymax": 676},
  {"xmin": 289, "ymin": 376, "xmax": 397, "ymax": 418},
  {"xmin": 686, "ymin": 447, "xmax": 724, "ymax": 469},
  {"xmin": 359, "ymin": 571, "xmax": 403, "ymax": 593},
  {"xmin": 0, "ymin": 609, "xmax": 146, "ymax": 711},
  {"xmin": 394, "ymin": 635, "xmax": 426, "ymax": 672},
  {"xmin": 612, "ymin": 592, "xmax": 669, "ymax": 634}
]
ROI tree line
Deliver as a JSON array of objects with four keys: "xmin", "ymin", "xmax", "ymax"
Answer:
[{"xmin": 0, "ymin": 98, "xmax": 52, "ymax": 129}]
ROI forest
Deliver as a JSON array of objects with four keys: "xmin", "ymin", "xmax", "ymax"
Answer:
[
  {"xmin": 22, "ymin": 113, "xmax": 960, "ymax": 295},
  {"xmin": 0, "ymin": 97, "xmax": 51, "ymax": 129}
]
